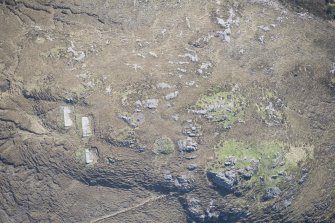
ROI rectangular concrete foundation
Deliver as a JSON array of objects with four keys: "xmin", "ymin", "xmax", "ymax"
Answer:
[
  {"xmin": 81, "ymin": 117, "xmax": 92, "ymax": 137},
  {"xmin": 63, "ymin": 106, "xmax": 73, "ymax": 127}
]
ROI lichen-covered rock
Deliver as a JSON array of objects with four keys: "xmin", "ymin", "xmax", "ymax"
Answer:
[
  {"xmin": 182, "ymin": 120, "xmax": 202, "ymax": 137},
  {"xmin": 263, "ymin": 187, "xmax": 282, "ymax": 200},
  {"xmin": 256, "ymin": 90, "xmax": 285, "ymax": 127},
  {"xmin": 192, "ymin": 85, "xmax": 245, "ymax": 128},
  {"xmin": 207, "ymin": 170, "xmax": 238, "ymax": 191},
  {"xmin": 144, "ymin": 99, "xmax": 159, "ymax": 109},
  {"xmin": 121, "ymin": 112, "xmax": 145, "ymax": 128},
  {"xmin": 163, "ymin": 173, "xmax": 194, "ymax": 192},
  {"xmin": 178, "ymin": 137, "xmax": 198, "ymax": 152}
]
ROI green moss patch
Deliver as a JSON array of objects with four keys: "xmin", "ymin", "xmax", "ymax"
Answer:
[{"xmin": 194, "ymin": 85, "xmax": 246, "ymax": 128}]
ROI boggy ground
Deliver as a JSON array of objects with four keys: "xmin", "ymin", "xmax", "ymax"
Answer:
[{"xmin": 0, "ymin": 0, "xmax": 335, "ymax": 222}]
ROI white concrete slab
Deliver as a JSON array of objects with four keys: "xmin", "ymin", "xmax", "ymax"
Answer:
[
  {"xmin": 63, "ymin": 106, "xmax": 73, "ymax": 127},
  {"xmin": 81, "ymin": 117, "xmax": 92, "ymax": 137},
  {"xmin": 85, "ymin": 148, "xmax": 93, "ymax": 164}
]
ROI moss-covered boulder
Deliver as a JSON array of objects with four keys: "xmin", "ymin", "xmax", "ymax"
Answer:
[
  {"xmin": 192, "ymin": 85, "xmax": 246, "ymax": 129},
  {"xmin": 207, "ymin": 140, "xmax": 313, "ymax": 200}
]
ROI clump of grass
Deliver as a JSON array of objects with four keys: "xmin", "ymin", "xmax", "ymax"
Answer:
[
  {"xmin": 194, "ymin": 86, "xmax": 246, "ymax": 128},
  {"xmin": 154, "ymin": 136, "xmax": 175, "ymax": 155}
]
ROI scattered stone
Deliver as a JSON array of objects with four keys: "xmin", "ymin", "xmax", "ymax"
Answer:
[
  {"xmin": 144, "ymin": 99, "xmax": 159, "ymax": 109},
  {"xmin": 224, "ymin": 157, "xmax": 237, "ymax": 166},
  {"xmin": 184, "ymin": 196, "xmax": 205, "ymax": 221},
  {"xmin": 185, "ymin": 17, "xmax": 191, "ymax": 29},
  {"xmin": 149, "ymin": 51, "xmax": 158, "ymax": 58},
  {"xmin": 272, "ymin": 153, "xmax": 284, "ymax": 168},
  {"xmin": 105, "ymin": 85, "xmax": 112, "ymax": 95},
  {"xmin": 0, "ymin": 79, "xmax": 10, "ymax": 92},
  {"xmin": 299, "ymin": 172, "xmax": 308, "ymax": 184},
  {"xmin": 174, "ymin": 175, "xmax": 193, "ymax": 191},
  {"xmin": 172, "ymin": 114, "xmax": 179, "ymax": 121},
  {"xmin": 242, "ymin": 173, "xmax": 252, "ymax": 180},
  {"xmin": 216, "ymin": 8, "xmax": 239, "ymax": 43},
  {"xmin": 278, "ymin": 170, "xmax": 287, "ymax": 176},
  {"xmin": 163, "ymin": 174, "xmax": 194, "ymax": 192},
  {"xmin": 178, "ymin": 137, "xmax": 198, "ymax": 152},
  {"xmin": 179, "ymin": 49, "xmax": 199, "ymax": 62},
  {"xmin": 271, "ymin": 175, "xmax": 278, "ymax": 179},
  {"xmin": 258, "ymin": 25, "xmax": 270, "ymax": 31},
  {"xmin": 177, "ymin": 68, "xmax": 187, "ymax": 73},
  {"xmin": 107, "ymin": 157, "xmax": 116, "ymax": 164},
  {"xmin": 189, "ymin": 33, "xmax": 214, "ymax": 48},
  {"xmin": 67, "ymin": 42, "xmax": 86, "ymax": 62},
  {"xmin": 258, "ymin": 35, "xmax": 265, "ymax": 44},
  {"xmin": 157, "ymin": 82, "xmax": 172, "ymax": 89},
  {"xmin": 220, "ymin": 207, "xmax": 250, "ymax": 223},
  {"xmin": 197, "ymin": 62, "xmax": 213, "ymax": 77},
  {"xmin": 330, "ymin": 62, "xmax": 335, "ymax": 74},
  {"xmin": 187, "ymin": 164, "xmax": 198, "ymax": 171},
  {"xmin": 184, "ymin": 155, "xmax": 198, "ymax": 160},
  {"xmin": 165, "ymin": 91, "xmax": 179, "ymax": 100},
  {"xmin": 121, "ymin": 112, "xmax": 145, "ymax": 128},
  {"xmin": 135, "ymin": 100, "xmax": 142, "ymax": 107},
  {"xmin": 183, "ymin": 121, "xmax": 201, "ymax": 137},
  {"xmin": 263, "ymin": 187, "xmax": 281, "ymax": 200}
]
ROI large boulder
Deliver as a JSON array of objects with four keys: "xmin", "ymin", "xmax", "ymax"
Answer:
[{"xmin": 207, "ymin": 170, "xmax": 238, "ymax": 191}]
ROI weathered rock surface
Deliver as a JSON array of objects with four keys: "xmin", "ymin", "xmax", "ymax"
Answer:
[{"xmin": 207, "ymin": 170, "xmax": 238, "ymax": 191}]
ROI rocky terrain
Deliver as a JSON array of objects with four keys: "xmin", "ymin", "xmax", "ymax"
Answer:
[{"xmin": 0, "ymin": 0, "xmax": 335, "ymax": 222}]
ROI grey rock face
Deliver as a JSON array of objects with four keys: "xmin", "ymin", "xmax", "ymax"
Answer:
[
  {"xmin": 144, "ymin": 99, "xmax": 159, "ymax": 109},
  {"xmin": 241, "ymin": 173, "xmax": 252, "ymax": 180},
  {"xmin": 187, "ymin": 164, "xmax": 198, "ymax": 171},
  {"xmin": 263, "ymin": 187, "xmax": 281, "ymax": 200},
  {"xmin": 183, "ymin": 121, "xmax": 201, "ymax": 137},
  {"xmin": 174, "ymin": 175, "xmax": 193, "ymax": 191},
  {"xmin": 178, "ymin": 137, "xmax": 198, "ymax": 152},
  {"xmin": 207, "ymin": 170, "xmax": 238, "ymax": 191},
  {"xmin": 121, "ymin": 112, "xmax": 145, "ymax": 127},
  {"xmin": 163, "ymin": 173, "xmax": 194, "ymax": 192},
  {"xmin": 165, "ymin": 91, "xmax": 179, "ymax": 100},
  {"xmin": 182, "ymin": 196, "xmax": 220, "ymax": 223},
  {"xmin": 0, "ymin": 79, "xmax": 10, "ymax": 92},
  {"xmin": 186, "ymin": 197, "xmax": 205, "ymax": 220}
]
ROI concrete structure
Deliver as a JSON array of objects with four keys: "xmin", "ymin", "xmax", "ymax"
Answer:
[
  {"xmin": 85, "ymin": 148, "xmax": 93, "ymax": 164},
  {"xmin": 81, "ymin": 117, "xmax": 92, "ymax": 137},
  {"xmin": 63, "ymin": 106, "xmax": 73, "ymax": 127}
]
